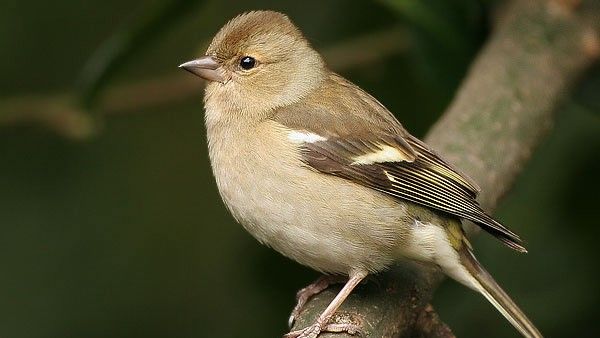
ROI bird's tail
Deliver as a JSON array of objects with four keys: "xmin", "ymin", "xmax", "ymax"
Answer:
[{"xmin": 456, "ymin": 247, "xmax": 543, "ymax": 338}]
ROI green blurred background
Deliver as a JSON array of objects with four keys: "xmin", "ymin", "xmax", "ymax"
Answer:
[{"xmin": 1, "ymin": 0, "xmax": 598, "ymax": 337}]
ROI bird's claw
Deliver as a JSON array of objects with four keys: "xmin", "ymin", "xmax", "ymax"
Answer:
[
  {"xmin": 288, "ymin": 275, "xmax": 347, "ymax": 328},
  {"xmin": 284, "ymin": 323, "xmax": 321, "ymax": 338}
]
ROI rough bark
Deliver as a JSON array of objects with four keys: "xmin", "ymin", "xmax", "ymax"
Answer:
[{"xmin": 289, "ymin": 0, "xmax": 599, "ymax": 337}]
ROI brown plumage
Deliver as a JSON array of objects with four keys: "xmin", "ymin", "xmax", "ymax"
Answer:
[
  {"xmin": 179, "ymin": 10, "xmax": 542, "ymax": 338},
  {"xmin": 272, "ymin": 73, "xmax": 526, "ymax": 252}
]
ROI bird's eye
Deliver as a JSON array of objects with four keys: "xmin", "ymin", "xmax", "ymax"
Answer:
[{"xmin": 239, "ymin": 56, "xmax": 256, "ymax": 70}]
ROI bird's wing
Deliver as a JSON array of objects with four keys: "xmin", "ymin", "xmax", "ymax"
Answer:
[{"xmin": 272, "ymin": 74, "xmax": 525, "ymax": 252}]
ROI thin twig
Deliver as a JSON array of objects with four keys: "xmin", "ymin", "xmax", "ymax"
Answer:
[{"xmin": 0, "ymin": 26, "xmax": 406, "ymax": 138}]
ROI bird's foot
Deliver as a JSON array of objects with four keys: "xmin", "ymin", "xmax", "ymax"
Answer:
[
  {"xmin": 284, "ymin": 322, "xmax": 322, "ymax": 338},
  {"xmin": 284, "ymin": 321, "xmax": 364, "ymax": 338},
  {"xmin": 288, "ymin": 275, "xmax": 347, "ymax": 328}
]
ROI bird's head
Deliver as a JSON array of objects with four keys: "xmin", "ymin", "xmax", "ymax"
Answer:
[{"xmin": 180, "ymin": 11, "xmax": 325, "ymax": 114}]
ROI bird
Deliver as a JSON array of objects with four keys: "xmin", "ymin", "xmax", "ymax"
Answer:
[{"xmin": 179, "ymin": 10, "xmax": 542, "ymax": 338}]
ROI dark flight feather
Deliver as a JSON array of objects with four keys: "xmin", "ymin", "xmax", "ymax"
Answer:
[{"xmin": 272, "ymin": 73, "xmax": 526, "ymax": 252}]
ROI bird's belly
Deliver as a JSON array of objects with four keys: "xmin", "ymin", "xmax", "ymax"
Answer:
[{"xmin": 208, "ymin": 124, "xmax": 411, "ymax": 274}]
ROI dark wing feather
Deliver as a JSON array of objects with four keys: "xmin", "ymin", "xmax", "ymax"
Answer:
[
  {"xmin": 272, "ymin": 73, "xmax": 525, "ymax": 252},
  {"xmin": 301, "ymin": 137, "xmax": 525, "ymax": 252}
]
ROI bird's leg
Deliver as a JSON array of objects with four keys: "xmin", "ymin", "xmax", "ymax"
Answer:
[
  {"xmin": 288, "ymin": 274, "xmax": 348, "ymax": 328},
  {"xmin": 284, "ymin": 269, "xmax": 367, "ymax": 338}
]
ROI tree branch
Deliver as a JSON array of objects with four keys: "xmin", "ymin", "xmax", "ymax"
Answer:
[{"xmin": 289, "ymin": 0, "xmax": 599, "ymax": 337}]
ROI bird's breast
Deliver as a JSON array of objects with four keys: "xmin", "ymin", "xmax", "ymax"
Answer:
[{"xmin": 205, "ymin": 113, "xmax": 412, "ymax": 274}]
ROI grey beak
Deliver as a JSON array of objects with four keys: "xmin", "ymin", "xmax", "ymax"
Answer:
[{"xmin": 179, "ymin": 56, "xmax": 225, "ymax": 83}]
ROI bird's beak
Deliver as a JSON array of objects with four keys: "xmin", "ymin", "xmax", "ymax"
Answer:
[{"xmin": 179, "ymin": 56, "xmax": 225, "ymax": 83}]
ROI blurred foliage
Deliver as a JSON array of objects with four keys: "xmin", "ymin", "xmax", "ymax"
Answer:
[
  {"xmin": 77, "ymin": 0, "xmax": 204, "ymax": 109},
  {"xmin": 379, "ymin": 0, "xmax": 487, "ymax": 93},
  {"xmin": 0, "ymin": 1, "xmax": 598, "ymax": 338}
]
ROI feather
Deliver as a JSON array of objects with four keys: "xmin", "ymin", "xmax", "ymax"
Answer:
[{"xmin": 272, "ymin": 73, "xmax": 525, "ymax": 252}]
